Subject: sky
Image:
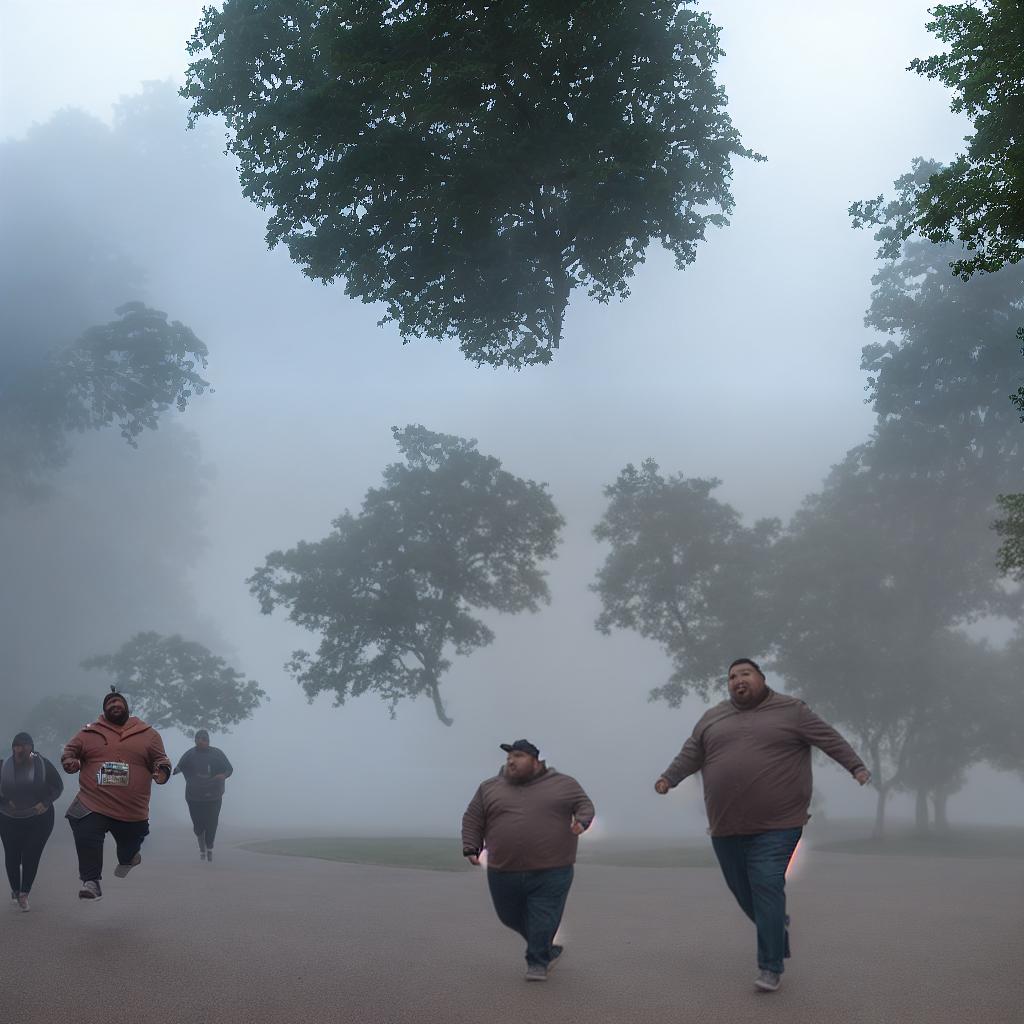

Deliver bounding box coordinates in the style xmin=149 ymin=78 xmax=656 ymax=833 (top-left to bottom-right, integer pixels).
xmin=2 ymin=0 xmax=1021 ymax=836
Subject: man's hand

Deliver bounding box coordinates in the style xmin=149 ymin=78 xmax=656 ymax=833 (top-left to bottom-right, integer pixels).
xmin=654 ymin=777 xmax=671 ymax=795
xmin=570 ymin=821 xmax=587 ymax=836
xmin=152 ymin=767 xmax=170 ymax=784
xmin=211 ymin=773 xmax=227 ymax=782
xmin=854 ymin=768 xmax=871 ymax=786
xmin=465 ymin=854 xmax=481 ymax=866
xmin=62 ymin=758 xmax=81 ymax=774
xmin=32 ymin=802 xmax=47 ymax=815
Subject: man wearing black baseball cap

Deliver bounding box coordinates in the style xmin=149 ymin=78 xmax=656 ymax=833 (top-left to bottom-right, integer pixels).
xmin=462 ymin=738 xmax=595 ymax=981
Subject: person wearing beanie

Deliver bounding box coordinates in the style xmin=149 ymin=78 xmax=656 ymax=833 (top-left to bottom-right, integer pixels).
xmin=461 ymin=739 xmax=595 ymax=982
xmin=172 ymin=729 xmax=233 ymax=862
xmin=654 ymin=658 xmax=871 ymax=994
xmin=61 ymin=687 xmax=171 ymax=901
xmin=0 ymin=732 xmax=63 ymax=912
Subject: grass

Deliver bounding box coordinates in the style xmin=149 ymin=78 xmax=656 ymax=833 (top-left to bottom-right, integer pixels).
xmin=811 ymin=824 xmax=1024 ymax=860
xmin=240 ymin=836 xmax=718 ymax=872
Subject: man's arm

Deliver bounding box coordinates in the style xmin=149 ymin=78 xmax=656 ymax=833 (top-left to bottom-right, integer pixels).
xmin=216 ymin=750 xmax=234 ymax=778
xmin=567 ymin=779 xmax=595 ymax=833
xmin=461 ymin=785 xmax=487 ymax=862
xmin=797 ymin=703 xmax=868 ymax=779
xmin=657 ymin=727 xmax=706 ymax=790
xmin=61 ymin=732 xmax=85 ymax=773
xmin=148 ymin=734 xmax=172 ymax=783
xmin=44 ymin=758 xmax=64 ymax=803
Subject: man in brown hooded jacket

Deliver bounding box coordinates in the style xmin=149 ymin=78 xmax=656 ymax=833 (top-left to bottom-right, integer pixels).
xmin=62 ymin=688 xmax=171 ymax=900
xmin=462 ymin=739 xmax=595 ymax=982
xmin=655 ymin=658 xmax=870 ymax=993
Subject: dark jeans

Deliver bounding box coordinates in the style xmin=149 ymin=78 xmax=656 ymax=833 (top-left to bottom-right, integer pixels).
xmin=711 ymin=827 xmax=802 ymax=974
xmin=187 ymin=799 xmax=223 ymax=848
xmin=69 ymin=812 xmax=150 ymax=882
xmin=0 ymin=807 xmax=55 ymax=894
xmin=487 ymin=865 xmax=574 ymax=967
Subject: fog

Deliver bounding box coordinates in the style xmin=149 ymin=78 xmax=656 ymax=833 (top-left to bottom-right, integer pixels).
xmin=2 ymin=0 xmax=1021 ymax=842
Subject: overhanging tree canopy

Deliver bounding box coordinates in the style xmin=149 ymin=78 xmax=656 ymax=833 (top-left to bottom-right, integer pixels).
xmin=183 ymin=0 xmax=758 ymax=367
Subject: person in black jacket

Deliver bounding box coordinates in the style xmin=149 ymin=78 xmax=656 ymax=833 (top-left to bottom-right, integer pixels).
xmin=0 ymin=732 xmax=63 ymax=911
xmin=172 ymin=730 xmax=233 ymax=862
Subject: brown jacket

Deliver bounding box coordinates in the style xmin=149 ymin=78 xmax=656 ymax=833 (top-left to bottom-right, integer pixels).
xmin=462 ymin=765 xmax=595 ymax=872
xmin=661 ymin=690 xmax=865 ymax=837
xmin=63 ymin=716 xmax=171 ymax=822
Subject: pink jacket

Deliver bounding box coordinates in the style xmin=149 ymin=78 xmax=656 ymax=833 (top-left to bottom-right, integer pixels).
xmin=63 ymin=716 xmax=171 ymax=822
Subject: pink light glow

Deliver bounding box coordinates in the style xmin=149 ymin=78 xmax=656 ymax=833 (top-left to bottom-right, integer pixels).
xmin=785 ymin=839 xmax=804 ymax=880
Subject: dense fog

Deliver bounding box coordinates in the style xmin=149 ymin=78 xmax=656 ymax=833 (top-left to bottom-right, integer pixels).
xmin=2 ymin=0 xmax=1021 ymax=842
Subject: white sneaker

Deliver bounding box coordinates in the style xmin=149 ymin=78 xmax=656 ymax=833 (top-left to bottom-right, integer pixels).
xmin=755 ymin=969 xmax=781 ymax=992
xmin=79 ymin=880 xmax=103 ymax=900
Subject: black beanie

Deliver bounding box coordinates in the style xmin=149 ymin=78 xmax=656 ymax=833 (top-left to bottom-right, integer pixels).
xmin=103 ymin=686 xmax=129 ymax=714
xmin=12 ymin=732 xmax=33 ymax=748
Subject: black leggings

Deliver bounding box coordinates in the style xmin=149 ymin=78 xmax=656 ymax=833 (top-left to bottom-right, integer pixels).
xmin=187 ymin=799 xmax=223 ymax=848
xmin=0 ymin=807 xmax=55 ymax=894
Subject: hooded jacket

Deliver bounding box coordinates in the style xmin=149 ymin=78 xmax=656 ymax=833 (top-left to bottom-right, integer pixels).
xmin=62 ymin=716 xmax=171 ymax=822
xmin=461 ymin=765 xmax=595 ymax=872
xmin=660 ymin=689 xmax=866 ymax=837
xmin=172 ymin=746 xmax=233 ymax=801
xmin=0 ymin=753 xmax=63 ymax=818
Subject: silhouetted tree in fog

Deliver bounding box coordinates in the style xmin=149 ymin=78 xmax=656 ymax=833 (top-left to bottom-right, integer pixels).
xmin=249 ymin=425 xmax=564 ymax=725
xmin=183 ymin=0 xmax=759 ymax=367
xmin=82 ymin=632 xmax=265 ymax=733
xmin=591 ymin=460 xmax=778 ymax=704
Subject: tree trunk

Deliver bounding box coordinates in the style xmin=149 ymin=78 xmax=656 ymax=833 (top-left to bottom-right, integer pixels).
xmin=914 ymin=787 xmax=930 ymax=836
xmin=427 ymin=681 xmax=453 ymax=727
xmin=872 ymin=785 xmax=889 ymax=839
xmin=933 ymin=789 xmax=950 ymax=833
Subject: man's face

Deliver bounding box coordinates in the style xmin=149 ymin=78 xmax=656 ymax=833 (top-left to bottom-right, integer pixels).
xmin=11 ymin=742 xmax=31 ymax=762
xmin=104 ymin=697 xmax=129 ymax=726
xmin=505 ymin=750 xmax=539 ymax=783
xmin=728 ymin=662 xmax=767 ymax=708
xmin=195 ymin=737 xmax=210 ymax=751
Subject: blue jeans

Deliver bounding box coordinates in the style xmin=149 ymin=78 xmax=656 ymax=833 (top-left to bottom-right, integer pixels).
xmin=486 ymin=865 xmax=574 ymax=967
xmin=711 ymin=827 xmax=802 ymax=974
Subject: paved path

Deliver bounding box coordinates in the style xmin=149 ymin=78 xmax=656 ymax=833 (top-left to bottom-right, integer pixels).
xmin=7 ymin=827 xmax=1022 ymax=1023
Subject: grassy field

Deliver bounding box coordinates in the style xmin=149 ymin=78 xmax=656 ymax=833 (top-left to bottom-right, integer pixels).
xmin=810 ymin=824 xmax=1024 ymax=860
xmin=240 ymin=836 xmax=718 ymax=871
xmin=240 ymin=822 xmax=1023 ymax=872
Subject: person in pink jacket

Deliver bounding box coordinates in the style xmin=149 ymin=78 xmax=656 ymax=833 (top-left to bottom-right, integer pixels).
xmin=61 ymin=687 xmax=171 ymax=901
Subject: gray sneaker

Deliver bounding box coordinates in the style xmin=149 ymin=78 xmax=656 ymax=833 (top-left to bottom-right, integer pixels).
xmin=114 ymin=853 xmax=141 ymax=878
xmin=755 ymin=969 xmax=781 ymax=992
xmin=79 ymin=880 xmax=103 ymax=901
xmin=524 ymin=964 xmax=548 ymax=982
xmin=17 ymin=893 xmax=29 ymax=912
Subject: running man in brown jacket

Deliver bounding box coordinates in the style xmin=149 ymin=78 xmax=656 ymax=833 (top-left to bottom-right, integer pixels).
xmin=61 ymin=687 xmax=171 ymax=901
xmin=462 ymin=739 xmax=595 ymax=982
xmin=655 ymin=658 xmax=870 ymax=993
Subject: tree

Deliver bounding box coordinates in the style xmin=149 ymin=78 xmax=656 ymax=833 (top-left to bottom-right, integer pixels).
xmin=249 ymin=425 xmax=563 ymax=725
xmin=23 ymin=694 xmax=98 ymax=759
xmin=81 ymin=632 xmax=265 ymax=733
xmin=591 ymin=460 xmax=778 ymax=705
xmin=1 ymin=302 xmax=210 ymax=499
xmin=993 ymin=492 xmax=1024 ymax=575
xmin=183 ymin=0 xmax=759 ymax=368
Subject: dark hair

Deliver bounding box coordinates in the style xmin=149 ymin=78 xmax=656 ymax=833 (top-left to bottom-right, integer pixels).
xmin=12 ymin=732 xmax=33 ymax=748
xmin=194 ymin=729 xmax=210 ymax=742
xmin=728 ymin=658 xmax=764 ymax=678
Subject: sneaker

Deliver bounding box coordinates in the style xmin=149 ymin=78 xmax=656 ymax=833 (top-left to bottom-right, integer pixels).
xmin=547 ymin=945 xmax=564 ymax=973
xmin=206 ymin=849 xmax=213 ymax=862
xmin=755 ymin=969 xmax=781 ymax=992
xmin=16 ymin=893 xmax=29 ymax=912
xmin=524 ymin=964 xmax=548 ymax=982
xmin=197 ymin=834 xmax=207 ymax=854
xmin=114 ymin=853 xmax=141 ymax=878
xmin=79 ymin=880 xmax=103 ymax=901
